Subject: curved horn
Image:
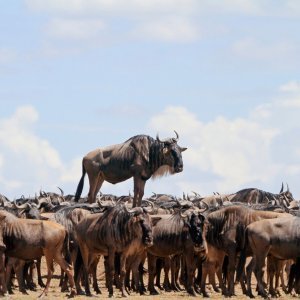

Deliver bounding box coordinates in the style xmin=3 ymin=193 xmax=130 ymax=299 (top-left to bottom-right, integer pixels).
xmin=156 ymin=133 xmax=170 ymax=143
xmin=280 ymin=182 xmax=284 ymax=193
xmin=16 ymin=202 xmax=31 ymax=209
xmin=199 ymin=201 xmax=209 ymax=213
xmin=57 ymin=187 xmax=64 ymax=196
xmin=173 ymin=130 xmax=179 ymax=141
xmin=128 ymin=207 xmax=143 ymax=215
xmin=180 ymin=209 xmax=189 ymax=219
xmin=192 ymin=191 xmax=200 ymax=197
xmin=286 ymin=183 xmax=290 ymax=192
xmin=142 ymin=199 xmax=155 ymax=213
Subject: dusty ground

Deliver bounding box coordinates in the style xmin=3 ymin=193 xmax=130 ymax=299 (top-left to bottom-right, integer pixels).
xmin=4 ymin=257 xmax=297 ymax=299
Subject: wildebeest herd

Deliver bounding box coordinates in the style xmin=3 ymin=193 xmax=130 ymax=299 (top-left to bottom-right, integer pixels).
xmin=0 ymin=132 xmax=300 ymax=298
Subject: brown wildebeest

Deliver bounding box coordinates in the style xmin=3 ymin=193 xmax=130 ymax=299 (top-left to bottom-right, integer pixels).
xmin=203 ymin=205 xmax=291 ymax=297
xmin=74 ymin=131 xmax=187 ymax=206
xmin=74 ymin=204 xmax=153 ymax=297
xmin=0 ymin=210 xmax=75 ymax=297
xmin=147 ymin=208 xmax=208 ymax=296
xmin=241 ymin=216 xmax=300 ymax=298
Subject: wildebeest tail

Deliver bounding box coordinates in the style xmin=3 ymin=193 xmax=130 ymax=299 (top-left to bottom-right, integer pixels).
xmin=74 ymin=245 xmax=83 ymax=284
xmin=63 ymin=232 xmax=71 ymax=264
xmin=74 ymin=161 xmax=86 ymax=202
xmin=236 ymin=228 xmax=248 ymax=282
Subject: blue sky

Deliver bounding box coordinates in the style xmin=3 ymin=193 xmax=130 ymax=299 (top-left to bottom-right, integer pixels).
xmin=1 ymin=0 xmax=300 ymax=200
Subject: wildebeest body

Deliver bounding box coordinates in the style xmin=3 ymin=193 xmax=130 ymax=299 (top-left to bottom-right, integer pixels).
xmin=74 ymin=204 xmax=153 ymax=297
xmin=74 ymin=133 xmax=187 ymax=206
xmin=245 ymin=216 xmax=300 ymax=297
xmin=0 ymin=210 xmax=75 ymax=297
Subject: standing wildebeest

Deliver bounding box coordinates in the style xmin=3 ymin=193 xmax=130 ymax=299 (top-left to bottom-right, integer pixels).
xmin=74 ymin=204 xmax=153 ymax=297
xmin=147 ymin=208 xmax=208 ymax=296
xmin=74 ymin=131 xmax=187 ymax=206
xmin=202 ymin=205 xmax=291 ymax=297
xmin=0 ymin=210 xmax=75 ymax=297
xmin=242 ymin=216 xmax=300 ymax=298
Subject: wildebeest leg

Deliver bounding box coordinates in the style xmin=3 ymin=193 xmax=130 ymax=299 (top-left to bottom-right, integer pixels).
xmin=26 ymin=261 xmax=37 ymax=290
xmin=171 ymin=255 xmax=182 ymax=291
xmin=36 ymin=258 xmax=45 ymax=288
xmin=155 ymin=258 xmax=163 ymax=290
xmin=0 ymin=251 xmax=7 ymax=296
xmin=163 ymin=257 xmax=171 ymax=291
xmin=76 ymin=243 xmax=91 ymax=296
xmin=138 ymin=258 xmax=147 ymax=294
xmin=5 ymin=257 xmax=15 ymax=294
xmin=267 ymin=256 xmax=276 ymax=297
xmin=245 ymin=258 xmax=255 ymax=298
xmin=226 ymin=251 xmax=237 ymax=296
xmin=147 ymin=253 xmax=159 ymax=295
xmin=253 ymin=251 xmax=269 ymax=298
xmin=119 ymin=253 xmax=128 ymax=297
xmin=13 ymin=259 xmax=28 ymax=294
xmin=184 ymin=253 xmax=197 ymax=296
xmin=54 ymin=252 xmax=76 ymax=298
xmin=107 ymin=250 xmax=115 ymax=297
xmin=200 ymin=258 xmax=210 ymax=297
xmin=90 ymin=256 xmax=101 ymax=294
xmin=133 ymin=177 xmax=145 ymax=208
xmin=86 ymin=164 xmax=103 ymax=203
xmin=38 ymin=251 xmax=54 ymax=298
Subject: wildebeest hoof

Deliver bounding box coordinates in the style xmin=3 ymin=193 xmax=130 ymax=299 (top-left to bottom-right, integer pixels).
xmin=108 ymin=293 xmax=114 ymax=298
xmin=150 ymin=289 xmax=159 ymax=295
xmin=202 ymin=291 xmax=210 ymax=298
xmin=187 ymin=289 xmax=197 ymax=297
xmin=68 ymin=290 xmax=76 ymax=298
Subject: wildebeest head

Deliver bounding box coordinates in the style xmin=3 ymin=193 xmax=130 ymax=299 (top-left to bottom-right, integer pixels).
xmin=156 ymin=130 xmax=187 ymax=174
xmin=279 ymin=182 xmax=294 ymax=205
xmin=182 ymin=210 xmax=207 ymax=256
xmin=127 ymin=207 xmax=153 ymax=247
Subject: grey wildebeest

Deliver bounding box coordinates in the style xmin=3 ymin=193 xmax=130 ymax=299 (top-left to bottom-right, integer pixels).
xmin=0 ymin=210 xmax=75 ymax=297
xmin=229 ymin=183 xmax=294 ymax=207
xmin=239 ymin=216 xmax=300 ymax=298
xmin=74 ymin=204 xmax=153 ymax=297
xmin=147 ymin=208 xmax=208 ymax=296
xmin=74 ymin=131 xmax=187 ymax=207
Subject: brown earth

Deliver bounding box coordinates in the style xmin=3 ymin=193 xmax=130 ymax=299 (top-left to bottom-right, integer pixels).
xmin=5 ymin=257 xmax=296 ymax=300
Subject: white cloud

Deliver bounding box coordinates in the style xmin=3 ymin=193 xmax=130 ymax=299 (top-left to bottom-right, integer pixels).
xmin=132 ymin=17 xmax=199 ymax=43
xmin=279 ymin=80 xmax=300 ymax=93
xmin=149 ymin=106 xmax=280 ymax=193
xmin=46 ymin=18 xmax=106 ymax=40
xmin=232 ymin=37 xmax=296 ymax=61
xmin=0 ymin=106 xmax=64 ymax=197
xmin=60 ymin=157 xmax=82 ymax=183
xmin=148 ymin=82 xmax=300 ymax=196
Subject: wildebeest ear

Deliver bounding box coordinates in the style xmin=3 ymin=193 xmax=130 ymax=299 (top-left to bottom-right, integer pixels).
xmin=180 ymin=147 xmax=187 ymax=152
xmin=151 ymin=216 xmax=162 ymax=226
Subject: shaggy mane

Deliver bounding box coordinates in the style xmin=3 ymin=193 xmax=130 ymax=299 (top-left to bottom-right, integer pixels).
xmin=151 ymin=165 xmax=174 ymax=180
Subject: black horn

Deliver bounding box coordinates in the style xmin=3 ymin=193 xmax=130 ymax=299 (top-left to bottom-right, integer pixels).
xmin=173 ymin=130 xmax=179 ymax=142
xmin=279 ymin=182 xmax=284 ymax=193
xmin=57 ymin=186 xmax=64 ymax=196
